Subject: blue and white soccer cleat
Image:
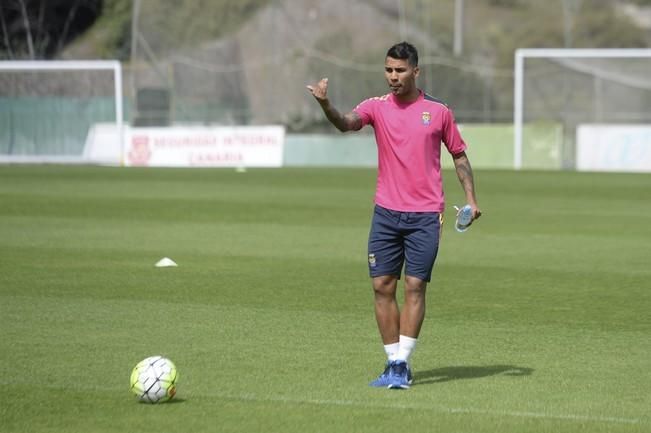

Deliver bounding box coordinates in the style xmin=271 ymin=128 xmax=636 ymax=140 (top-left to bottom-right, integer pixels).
xmin=369 ymin=362 xmax=393 ymax=387
xmin=387 ymin=361 xmax=412 ymax=389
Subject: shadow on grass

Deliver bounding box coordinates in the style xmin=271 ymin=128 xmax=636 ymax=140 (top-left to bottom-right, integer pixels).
xmin=138 ymin=398 xmax=187 ymax=405
xmin=166 ymin=397 xmax=187 ymax=404
xmin=414 ymin=365 xmax=534 ymax=385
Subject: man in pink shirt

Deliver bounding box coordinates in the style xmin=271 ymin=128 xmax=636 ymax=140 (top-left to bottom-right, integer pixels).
xmin=307 ymin=42 xmax=481 ymax=389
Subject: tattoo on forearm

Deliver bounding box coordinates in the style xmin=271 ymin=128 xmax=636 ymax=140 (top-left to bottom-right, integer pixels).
xmin=323 ymin=105 xmax=340 ymax=121
xmin=322 ymin=105 xmax=360 ymax=132
xmin=456 ymin=160 xmax=473 ymax=183
xmin=455 ymin=157 xmax=476 ymax=199
xmin=322 ymin=104 xmax=347 ymax=131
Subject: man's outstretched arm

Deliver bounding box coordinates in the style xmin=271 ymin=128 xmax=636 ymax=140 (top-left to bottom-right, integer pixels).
xmin=307 ymin=78 xmax=362 ymax=132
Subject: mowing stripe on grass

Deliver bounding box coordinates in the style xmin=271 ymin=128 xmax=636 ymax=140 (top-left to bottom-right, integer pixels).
xmin=211 ymin=392 xmax=644 ymax=426
xmin=1 ymin=378 xmax=641 ymax=426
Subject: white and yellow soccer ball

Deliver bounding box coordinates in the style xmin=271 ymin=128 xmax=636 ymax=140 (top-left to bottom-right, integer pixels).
xmin=130 ymin=356 xmax=178 ymax=403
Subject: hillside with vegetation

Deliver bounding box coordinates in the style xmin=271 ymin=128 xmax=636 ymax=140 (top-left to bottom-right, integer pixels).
xmin=56 ymin=0 xmax=651 ymax=62
xmin=2 ymin=0 xmax=650 ymax=126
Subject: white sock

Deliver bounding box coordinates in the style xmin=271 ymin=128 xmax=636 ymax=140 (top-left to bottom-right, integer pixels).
xmin=396 ymin=335 xmax=418 ymax=363
xmin=384 ymin=342 xmax=400 ymax=362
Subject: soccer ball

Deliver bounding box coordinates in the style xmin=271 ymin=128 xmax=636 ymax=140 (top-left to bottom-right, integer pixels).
xmin=130 ymin=356 xmax=178 ymax=403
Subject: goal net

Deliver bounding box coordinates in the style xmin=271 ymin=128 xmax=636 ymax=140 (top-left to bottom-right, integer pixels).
xmin=514 ymin=49 xmax=651 ymax=170
xmin=0 ymin=61 xmax=123 ymax=164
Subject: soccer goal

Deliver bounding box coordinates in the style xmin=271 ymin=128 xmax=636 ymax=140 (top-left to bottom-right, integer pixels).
xmin=514 ymin=48 xmax=651 ymax=171
xmin=0 ymin=60 xmax=124 ymax=164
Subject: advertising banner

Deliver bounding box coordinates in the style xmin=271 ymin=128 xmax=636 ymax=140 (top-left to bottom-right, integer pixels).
xmin=577 ymin=125 xmax=651 ymax=172
xmin=125 ymin=126 xmax=285 ymax=167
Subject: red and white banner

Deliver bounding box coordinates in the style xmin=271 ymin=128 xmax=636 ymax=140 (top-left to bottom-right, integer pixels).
xmin=124 ymin=126 xmax=284 ymax=167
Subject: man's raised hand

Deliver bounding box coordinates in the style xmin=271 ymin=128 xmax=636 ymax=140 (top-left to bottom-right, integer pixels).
xmin=306 ymin=78 xmax=329 ymax=102
xmin=306 ymin=77 xmax=360 ymax=132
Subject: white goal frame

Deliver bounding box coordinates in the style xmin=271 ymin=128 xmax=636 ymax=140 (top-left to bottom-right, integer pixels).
xmin=0 ymin=60 xmax=124 ymax=164
xmin=513 ymin=48 xmax=651 ymax=170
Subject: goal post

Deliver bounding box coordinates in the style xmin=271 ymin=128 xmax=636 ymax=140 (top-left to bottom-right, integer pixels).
xmin=513 ymin=48 xmax=651 ymax=170
xmin=0 ymin=60 xmax=124 ymax=164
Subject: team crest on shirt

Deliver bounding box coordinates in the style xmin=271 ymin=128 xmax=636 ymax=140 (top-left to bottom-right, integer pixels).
xmin=421 ymin=111 xmax=431 ymax=125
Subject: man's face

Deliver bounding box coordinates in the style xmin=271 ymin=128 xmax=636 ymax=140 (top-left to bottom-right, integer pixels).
xmin=384 ymin=57 xmax=419 ymax=97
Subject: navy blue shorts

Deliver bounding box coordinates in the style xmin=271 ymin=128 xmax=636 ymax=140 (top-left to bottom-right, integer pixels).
xmin=368 ymin=205 xmax=442 ymax=282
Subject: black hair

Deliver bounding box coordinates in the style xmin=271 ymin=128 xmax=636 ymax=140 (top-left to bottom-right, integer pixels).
xmin=386 ymin=41 xmax=418 ymax=67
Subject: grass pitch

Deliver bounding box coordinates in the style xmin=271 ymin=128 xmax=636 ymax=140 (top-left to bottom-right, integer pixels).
xmin=1 ymin=165 xmax=650 ymax=433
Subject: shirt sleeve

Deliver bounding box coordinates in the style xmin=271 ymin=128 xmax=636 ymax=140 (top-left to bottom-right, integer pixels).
xmin=353 ymin=98 xmax=376 ymax=127
xmin=442 ymin=107 xmax=467 ymax=155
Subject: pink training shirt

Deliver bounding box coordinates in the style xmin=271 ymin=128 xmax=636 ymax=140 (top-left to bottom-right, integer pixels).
xmin=354 ymin=90 xmax=467 ymax=212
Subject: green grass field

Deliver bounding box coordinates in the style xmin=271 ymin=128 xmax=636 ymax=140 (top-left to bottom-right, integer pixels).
xmin=1 ymin=165 xmax=650 ymax=433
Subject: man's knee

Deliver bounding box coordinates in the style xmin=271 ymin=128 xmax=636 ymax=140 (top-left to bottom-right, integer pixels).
xmin=372 ymin=275 xmax=398 ymax=297
xmin=404 ymin=276 xmax=427 ymax=297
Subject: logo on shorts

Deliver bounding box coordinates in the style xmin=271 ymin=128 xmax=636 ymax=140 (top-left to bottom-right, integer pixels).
xmin=368 ymin=253 xmax=377 ymax=268
xmin=421 ymin=111 xmax=431 ymax=125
